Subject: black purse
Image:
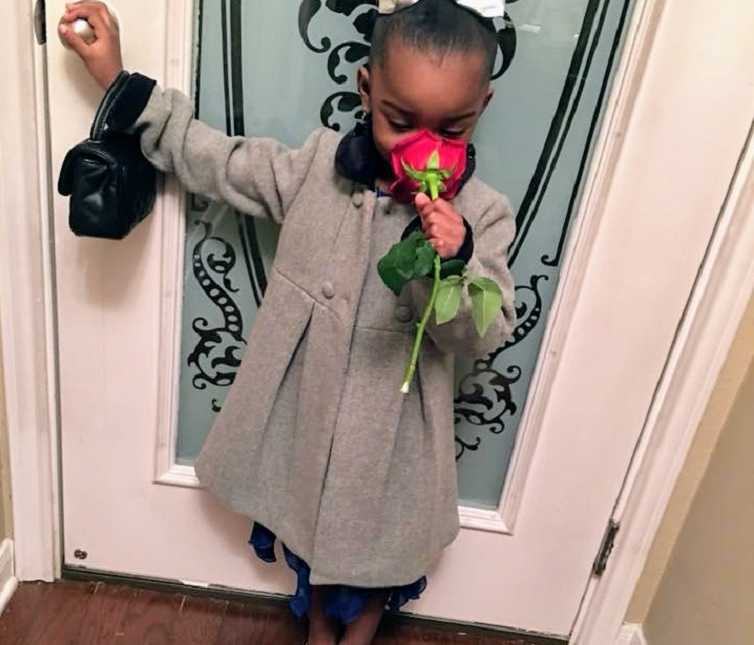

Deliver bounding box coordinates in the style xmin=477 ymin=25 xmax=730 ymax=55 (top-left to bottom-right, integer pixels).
xmin=57 ymin=71 xmax=157 ymax=240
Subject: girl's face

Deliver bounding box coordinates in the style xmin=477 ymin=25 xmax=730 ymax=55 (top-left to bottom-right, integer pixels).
xmin=358 ymin=39 xmax=494 ymax=173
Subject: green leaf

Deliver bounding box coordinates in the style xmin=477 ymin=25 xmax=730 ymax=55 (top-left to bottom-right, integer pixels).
xmin=377 ymin=231 xmax=441 ymax=296
xmin=469 ymin=278 xmax=503 ymax=337
xmin=469 ymin=276 xmax=503 ymax=297
xmin=435 ymin=280 xmax=463 ymax=325
xmin=378 ymin=248 xmax=407 ymax=296
xmin=415 ymin=240 xmax=436 ymax=277
xmin=440 ymin=259 xmax=467 ymax=279
xmin=396 ymin=235 xmax=419 ymax=279
xmin=377 ymin=261 xmax=404 ymax=296
xmin=378 ymin=238 xmax=412 ymax=295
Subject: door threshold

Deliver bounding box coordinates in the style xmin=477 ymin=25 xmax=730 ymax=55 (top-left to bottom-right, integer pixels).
xmin=62 ymin=566 xmax=566 ymax=644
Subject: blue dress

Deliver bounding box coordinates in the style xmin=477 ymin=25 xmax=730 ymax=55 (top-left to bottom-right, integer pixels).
xmin=249 ymin=521 xmax=427 ymax=625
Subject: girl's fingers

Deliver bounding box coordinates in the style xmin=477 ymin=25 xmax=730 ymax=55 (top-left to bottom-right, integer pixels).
xmin=431 ymin=199 xmax=461 ymax=222
xmin=58 ymin=23 xmax=90 ymax=58
xmin=64 ymin=3 xmax=113 ymax=33
xmin=416 ymin=201 xmax=436 ymax=224
xmin=415 ymin=195 xmax=463 ymax=259
xmin=414 ymin=193 xmax=435 ymax=219
xmin=416 ymin=196 xmax=458 ymax=221
xmin=424 ymin=212 xmax=456 ymax=233
xmin=414 ymin=193 xmax=432 ymax=209
xmin=65 ymin=0 xmax=109 ymax=15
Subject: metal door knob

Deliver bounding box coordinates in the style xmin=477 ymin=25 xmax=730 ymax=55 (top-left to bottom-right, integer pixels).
xmin=59 ymin=1 xmax=121 ymax=49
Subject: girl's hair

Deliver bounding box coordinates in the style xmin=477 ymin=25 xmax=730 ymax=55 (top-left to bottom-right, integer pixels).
xmin=369 ymin=0 xmax=499 ymax=78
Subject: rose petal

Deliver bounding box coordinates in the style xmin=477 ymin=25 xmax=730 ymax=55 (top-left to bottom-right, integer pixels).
xmin=388 ymin=129 xmax=468 ymax=203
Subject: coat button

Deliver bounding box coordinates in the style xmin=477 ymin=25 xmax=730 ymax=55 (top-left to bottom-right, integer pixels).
xmin=322 ymin=281 xmax=335 ymax=299
xmin=395 ymin=305 xmax=413 ymax=322
xmin=352 ymin=191 xmax=364 ymax=208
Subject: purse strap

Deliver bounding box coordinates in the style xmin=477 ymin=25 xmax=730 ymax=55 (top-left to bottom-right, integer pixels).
xmin=89 ymin=70 xmax=131 ymax=141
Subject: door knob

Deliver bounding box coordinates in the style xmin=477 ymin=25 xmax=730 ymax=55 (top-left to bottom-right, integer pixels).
xmin=59 ymin=0 xmax=121 ymax=49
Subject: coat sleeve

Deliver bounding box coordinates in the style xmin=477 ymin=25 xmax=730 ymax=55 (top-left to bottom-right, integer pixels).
xmin=407 ymin=193 xmax=517 ymax=359
xmin=104 ymin=72 xmax=326 ymax=224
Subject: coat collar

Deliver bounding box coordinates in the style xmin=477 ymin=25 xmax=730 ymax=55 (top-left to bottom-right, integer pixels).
xmin=334 ymin=116 xmax=478 ymax=194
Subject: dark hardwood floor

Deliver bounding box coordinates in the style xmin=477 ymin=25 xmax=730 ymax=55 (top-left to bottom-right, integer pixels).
xmin=0 ymin=580 xmax=564 ymax=644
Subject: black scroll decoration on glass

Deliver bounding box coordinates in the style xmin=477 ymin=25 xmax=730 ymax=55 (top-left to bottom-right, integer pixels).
xmin=186 ymin=0 xmax=632 ymax=456
xmin=187 ymin=221 xmax=247 ymax=413
xmin=187 ymin=0 xmax=269 ymax=412
xmin=453 ymin=0 xmax=633 ymax=460
xmin=454 ymin=274 xmax=546 ymax=459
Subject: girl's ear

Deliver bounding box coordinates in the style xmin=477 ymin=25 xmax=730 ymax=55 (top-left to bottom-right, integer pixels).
xmin=481 ymin=85 xmax=495 ymax=113
xmin=357 ymin=66 xmax=372 ymax=114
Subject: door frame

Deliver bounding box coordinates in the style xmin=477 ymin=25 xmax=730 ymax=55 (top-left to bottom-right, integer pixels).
xmin=3 ymin=0 xmax=754 ymax=643
xmin=0 ymin=0 xmax=62 ymax=585
xmin=573 ymin=119 xmax=754 ymax=643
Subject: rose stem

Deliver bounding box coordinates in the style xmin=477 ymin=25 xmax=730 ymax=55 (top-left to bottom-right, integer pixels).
xmin=400 ymin=175 xmax=444 ymax=394
xmin=401 ymin=252 xmax=442 ymax=394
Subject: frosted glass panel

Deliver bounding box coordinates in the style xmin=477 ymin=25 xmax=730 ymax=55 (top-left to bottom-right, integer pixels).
xmin=176 ymin=0 xmax=634 ymax=509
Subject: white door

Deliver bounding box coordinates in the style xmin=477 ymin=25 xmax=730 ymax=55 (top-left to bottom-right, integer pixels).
xmin=44 ymin=0 xmax=754 ymax=639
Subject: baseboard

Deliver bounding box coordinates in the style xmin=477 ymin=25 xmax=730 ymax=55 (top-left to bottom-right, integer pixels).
xmin=0 ymin=539 xmax=18 ymax=615
xmin=617 ymin=623 xmax=648 ymax=645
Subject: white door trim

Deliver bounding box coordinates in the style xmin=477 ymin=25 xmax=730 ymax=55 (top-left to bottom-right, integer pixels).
xmin=0 ymin=0 xmax=61 ymax=582
xmin=573 ymin=119 xmax=754 ymax=644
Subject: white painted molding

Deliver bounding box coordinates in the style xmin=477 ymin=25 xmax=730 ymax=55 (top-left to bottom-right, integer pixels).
xmin=0 ymin=1 xmax=60 ymax=582
xmin=617 ymin=623 xmax=648 ymax=645
xmin=154 ymin=464 xmax=200 ymax=488
xmin=0 ymin=539 xmax=18 ymax=616
xmin=571 ymin=108 xmax=754 ymax=645
xmin=152 ymin=0 xmax=197 ymax=486
xmin=458 ymin=506 xmax=509 ymax=534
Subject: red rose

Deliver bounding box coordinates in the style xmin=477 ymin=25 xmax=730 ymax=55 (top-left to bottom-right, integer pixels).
xmin=388 ymin=129 xmax=468 ymax=203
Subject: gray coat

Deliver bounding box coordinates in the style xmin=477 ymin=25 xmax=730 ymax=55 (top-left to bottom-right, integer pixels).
xmin=128 ymin=84 xmax=517 ymax=587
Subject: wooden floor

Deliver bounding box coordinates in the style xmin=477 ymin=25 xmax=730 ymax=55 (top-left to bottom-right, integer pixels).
xmin=0 ymin=580 xmax=563 ymax=644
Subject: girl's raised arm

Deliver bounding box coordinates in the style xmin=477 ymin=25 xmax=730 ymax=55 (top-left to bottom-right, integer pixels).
xmin=59 ymin=1 xmax=327 ymax=225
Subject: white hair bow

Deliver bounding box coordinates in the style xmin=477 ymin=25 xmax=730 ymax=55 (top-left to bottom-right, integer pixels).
xmin=378 ymin=0 xmax=505 ymax=19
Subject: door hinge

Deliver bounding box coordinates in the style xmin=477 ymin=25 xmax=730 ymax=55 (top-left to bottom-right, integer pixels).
xmin=34 ymin=0 xmax=47 ymax=45
xmin=592 ymin=519 xmax=620 ymax=576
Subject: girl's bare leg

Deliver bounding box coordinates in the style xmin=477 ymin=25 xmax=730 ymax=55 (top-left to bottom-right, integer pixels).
xmin=340 ymin=589 xmax=390 ymax=645
xmin=308 ymin=585 xmax=339 ymax=645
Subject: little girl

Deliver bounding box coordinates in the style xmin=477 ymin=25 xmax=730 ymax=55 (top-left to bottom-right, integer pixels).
xmin=60 ymin=1 xmax=517 ymax=643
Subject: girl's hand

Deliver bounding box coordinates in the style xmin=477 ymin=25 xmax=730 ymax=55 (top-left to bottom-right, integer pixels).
xmin=58 ymin=1 xmax=123 ymax=90
xmin=414 ymin=193 xmax=466 ymax=259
